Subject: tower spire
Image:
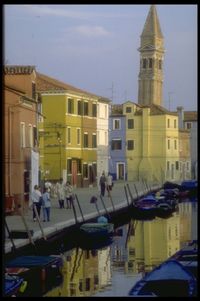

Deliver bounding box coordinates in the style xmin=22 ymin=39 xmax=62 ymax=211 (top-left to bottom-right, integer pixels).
xmin=138 ymin=5 xmax=165 ymax=106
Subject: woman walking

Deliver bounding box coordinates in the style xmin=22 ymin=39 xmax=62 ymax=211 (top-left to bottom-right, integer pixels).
xmin=65 ymin=181 xmax=74 ymax=209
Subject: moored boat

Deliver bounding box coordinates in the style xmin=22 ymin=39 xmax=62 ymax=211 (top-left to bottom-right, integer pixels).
xmin=128 ymin=260 xmax=197 ymax=297
xmin=79 ymin=222 xmax=114 ymax=239
xmin=5 ymin=274 xmax=27 ymax=297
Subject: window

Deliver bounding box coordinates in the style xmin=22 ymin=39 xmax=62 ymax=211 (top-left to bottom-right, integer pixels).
xmin=92 ymin=134 xmax=97 ymax=148
xmin=185 ymin=122 xmax=192 ymax=130
xmin=92 ymin=103 xmax=97 ymax=117
xmin=33 ymin=126 xmax=37 ymax=147
xmin=143 ymin=58 xmax=147 ymax=68
xmin=77 ymin=100 xmax=82 ymax=115
xmin=29 ymin=125 xmax=33 ymax=147
xmin=84 ymin=133 xmax=88 ymax=147
xmin=126 ymin=107 xmax=131 ymax=113
xmin=174 ymin=119 xmax=177 ymax=128
xmin=77 ymin=159 xmax=82 ymax=173
xmin=175 ymin=161 xmax=179 ymax=170
xmin=111 ymin=139 xmax=122 ymax=150
xmin=167 ymin=119 xmax=170 ymax=128
xmin=128 ymin=119 xmax=134 ymax=129
xmin=174 ymin=139 xmax=177 ymax=150
xmin=84 ymin=102 xmax=88 ymax=116
xmin=127 ymin=140 xmax=134 ymax=150
xmin=77 ymin=128 xmax=81 ymax=145
xmin=67 ymin=159 xmax=72 ymax=174
xmin=83 ymin=163 xmax=88 ymax=178
xmin=68 ymin=98 xmax=74 ymax=114
xmin=149 ymin=58 xmax=153 ymax=68
xmin=167 ymin=139 xmax=170 ymax=150
xmin=159 ymin=60 xmax=162 ymax=69
xmin=32 ymin=82 xmax=36 ymax=99
xmin=20 ymin=122 xmax=25 ymax=148
xmin=67 ymin=127 xmax=71 ymax=144
xmin=113 ymin=119 xmax=120 ymax=130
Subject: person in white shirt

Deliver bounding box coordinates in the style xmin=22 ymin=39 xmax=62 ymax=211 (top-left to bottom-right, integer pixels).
xmin=41 ymin=187 xmax=51 ymax=222
xmin=31 ymin=185 xmax=42 ymax=222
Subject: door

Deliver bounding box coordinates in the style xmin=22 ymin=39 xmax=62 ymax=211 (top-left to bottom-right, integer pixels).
xmin=89 ymin=165 xmax=95 ymax=184
xmin=117 ymin=163 xmax=125 ymax=180
xmin=72 ymin=160 xmax=77 ymax=186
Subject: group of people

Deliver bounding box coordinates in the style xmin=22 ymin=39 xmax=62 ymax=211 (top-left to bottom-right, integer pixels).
xmin=99 ymin=172 xmax=113 ymax=197
xmin=30 ymin=179 xmax=74 ymax=222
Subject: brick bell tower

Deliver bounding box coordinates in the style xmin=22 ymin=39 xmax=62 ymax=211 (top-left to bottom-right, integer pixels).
xmin=138 ymin=5 xmax=165 ymax=106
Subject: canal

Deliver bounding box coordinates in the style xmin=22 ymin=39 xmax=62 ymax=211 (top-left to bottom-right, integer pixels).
xmin=6 ymin=200 xmax=197 ymax=297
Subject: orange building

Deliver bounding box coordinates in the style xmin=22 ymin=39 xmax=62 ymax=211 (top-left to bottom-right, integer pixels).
xmin=4 ymin=65 xmax=39 ymax=213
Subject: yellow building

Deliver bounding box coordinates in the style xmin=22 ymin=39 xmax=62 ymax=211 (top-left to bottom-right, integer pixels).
xmin=123 ymin=102 xmax=180 ymax=182
xmin=36 ymin=72 xmax=108 ymax=187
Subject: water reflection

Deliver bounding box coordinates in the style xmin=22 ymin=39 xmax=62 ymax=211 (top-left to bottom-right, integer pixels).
xmin=42 ymin=202 xmax=197 ymax=297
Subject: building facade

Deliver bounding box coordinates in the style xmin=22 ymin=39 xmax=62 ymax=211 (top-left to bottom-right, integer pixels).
xmin=37 ymin=72 xmax=110 ymax=187
xmin=4 ymin=65 xmax=39 ymax=212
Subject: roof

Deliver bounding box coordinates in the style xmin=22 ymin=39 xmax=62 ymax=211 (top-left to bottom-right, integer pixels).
xmin=141 ymin=5 xmax=163 ymax=39
xmin=36 ymin=72 xmax=110 ymax=102
xmin=184 ymin=111 xmax=197 ymax=122
xmin=4 ymin=65 xmax=35 ymax=75
xmin=134 ymin=104 xmax=178 ymax=116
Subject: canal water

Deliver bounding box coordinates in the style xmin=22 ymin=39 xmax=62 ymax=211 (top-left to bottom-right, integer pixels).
xmin=8 ymin=201 xmax=198 ymax=297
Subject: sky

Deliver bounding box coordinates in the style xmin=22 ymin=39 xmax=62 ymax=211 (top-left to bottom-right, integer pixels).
xmin=3 ymin=4 xmax=197 ymax=111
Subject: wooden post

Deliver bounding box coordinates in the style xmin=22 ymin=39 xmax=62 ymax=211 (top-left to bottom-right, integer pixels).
xmin=95 ymin=202 xmax=101 ymax=217
xmin=19 ymin=208 xmax=35 ymax=245
xmin=108 ymin=195 xmax=115 ymax=212
xmin=99 ymin=195 xmax=111 ymax=220
xmin=33 ymin=205 xmax=47 ymax=241
xmin=124 ymin=185 xmax=130 ymax=206
xmin=74 ymin=194 xmax=85 ymax=222
xmin=133 ymin=184 xmax=139 ymax=201
xmin=71 ymin=198 xmax=78 ymax=224
xmin=126 ymin=183 xmax=134 ymax=204
xmin=5 ymin=219 xmax=17 ymax=253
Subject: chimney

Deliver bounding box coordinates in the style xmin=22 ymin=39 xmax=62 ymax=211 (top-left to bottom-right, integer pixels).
xmin=177 ymin=106 xmax=184 ymax=129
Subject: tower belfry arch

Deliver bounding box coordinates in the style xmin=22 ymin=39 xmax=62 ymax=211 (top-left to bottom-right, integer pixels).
xmin=138 ymin=5 xmax=165 ymax=106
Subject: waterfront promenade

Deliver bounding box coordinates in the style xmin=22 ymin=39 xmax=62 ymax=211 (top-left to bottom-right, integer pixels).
xmin=5 ymin=181 xmax=161 ymax=254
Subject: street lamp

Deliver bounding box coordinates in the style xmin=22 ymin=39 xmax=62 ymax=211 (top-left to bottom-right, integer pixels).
xmin=58 ymin=138 xmax=62 ymax=179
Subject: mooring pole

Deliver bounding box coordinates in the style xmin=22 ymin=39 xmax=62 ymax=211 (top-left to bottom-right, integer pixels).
xmin=99 ymin=195 xmax=111 ymax=220
xmin=19 ymin=207 xmax=35 ymax=245
xmin=124 ymin=185 xmax=130 ymax=206
xmin=33 ymin=204 xmax=47 ymax=241
xmin=126 ymin=183 xmax=135 ymax=204
xmin=5 ymin=219 xmax=17 ymax=253
xmin=71 ymin=199 xmax=78 ymax=224
xmin=95 ymin=202 xmax=101 ymax=217
xmin=74 ymin=194 xmax=85 ymax=222
xmin=108 ymin=194 xmax=115 ymax=212
xmin=133 ymin=184 xmax=139 ymax=202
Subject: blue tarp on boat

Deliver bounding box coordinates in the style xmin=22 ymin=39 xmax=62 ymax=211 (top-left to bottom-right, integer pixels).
xmin=6 ymin=256 xmax=62 ymax=268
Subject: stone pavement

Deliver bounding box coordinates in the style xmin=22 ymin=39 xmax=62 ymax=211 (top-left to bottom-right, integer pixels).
xmin=5 ymin=181 xmax=161 ymax=254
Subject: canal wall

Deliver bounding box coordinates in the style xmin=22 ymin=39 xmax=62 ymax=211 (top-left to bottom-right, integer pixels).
xmin=5 ymin=181 xmax=161 ymax=255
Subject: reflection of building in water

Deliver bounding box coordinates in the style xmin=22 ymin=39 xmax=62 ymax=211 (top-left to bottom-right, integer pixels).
xmin=126 ymin=214 xmax=180 ymax=273
xmin=98 ymin=247 xmax=112 ymax=289
xmin=179 ymin=202 xmax=197 ymax=246
xmin=44 ymin=247 xmax=111 ymax=297
xmin=111 ymin=225 xmax=128 ymax=266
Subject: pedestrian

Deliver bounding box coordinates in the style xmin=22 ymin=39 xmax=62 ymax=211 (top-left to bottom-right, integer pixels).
xmin=44 ymin=179 xmax=52 ymax=193
xmin=99 ymin=172 xmax=106 ymax=197
xmin=31 ymin=185 xmax=42 ymax=222
xmin=106 ymin=172 xmax=113 ymax=197
xmin=65 ymin=181 xmax=74 ymax=209
xmin=55 ymin=178 xmax=65 ymax=208
xmin=41 ymin=187 xmax=51 ymax=222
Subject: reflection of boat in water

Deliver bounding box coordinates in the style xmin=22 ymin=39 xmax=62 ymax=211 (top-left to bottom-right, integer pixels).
xmin=6 ymin=256 xmax=63 ymax=296
xmin=5 ymin=273 xmax=27 ymax=297
xmin=128 ymin=260 xmax=197 ymax=297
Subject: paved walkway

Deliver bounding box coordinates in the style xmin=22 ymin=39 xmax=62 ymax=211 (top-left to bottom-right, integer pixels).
xmin=5 ymin=181 xmax=161 ymax=254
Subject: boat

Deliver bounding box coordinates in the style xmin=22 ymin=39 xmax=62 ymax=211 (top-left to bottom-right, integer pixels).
xmin=128 ymin=260 xmax=197 ymax=297
xmin=169 ymin=240 xmax=197 ymax=279
xmin=131 ymin=194 xmax=157 ymax=220
xmin=5 ymin=273 xmax=27 ymax=297
xmin=180 ymin=180 xmax=197 ymax=199
xmin=79 ymin=222 xmax=114 ymax=239
xmin=6 ymin=255 xmax=63 ymax=296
